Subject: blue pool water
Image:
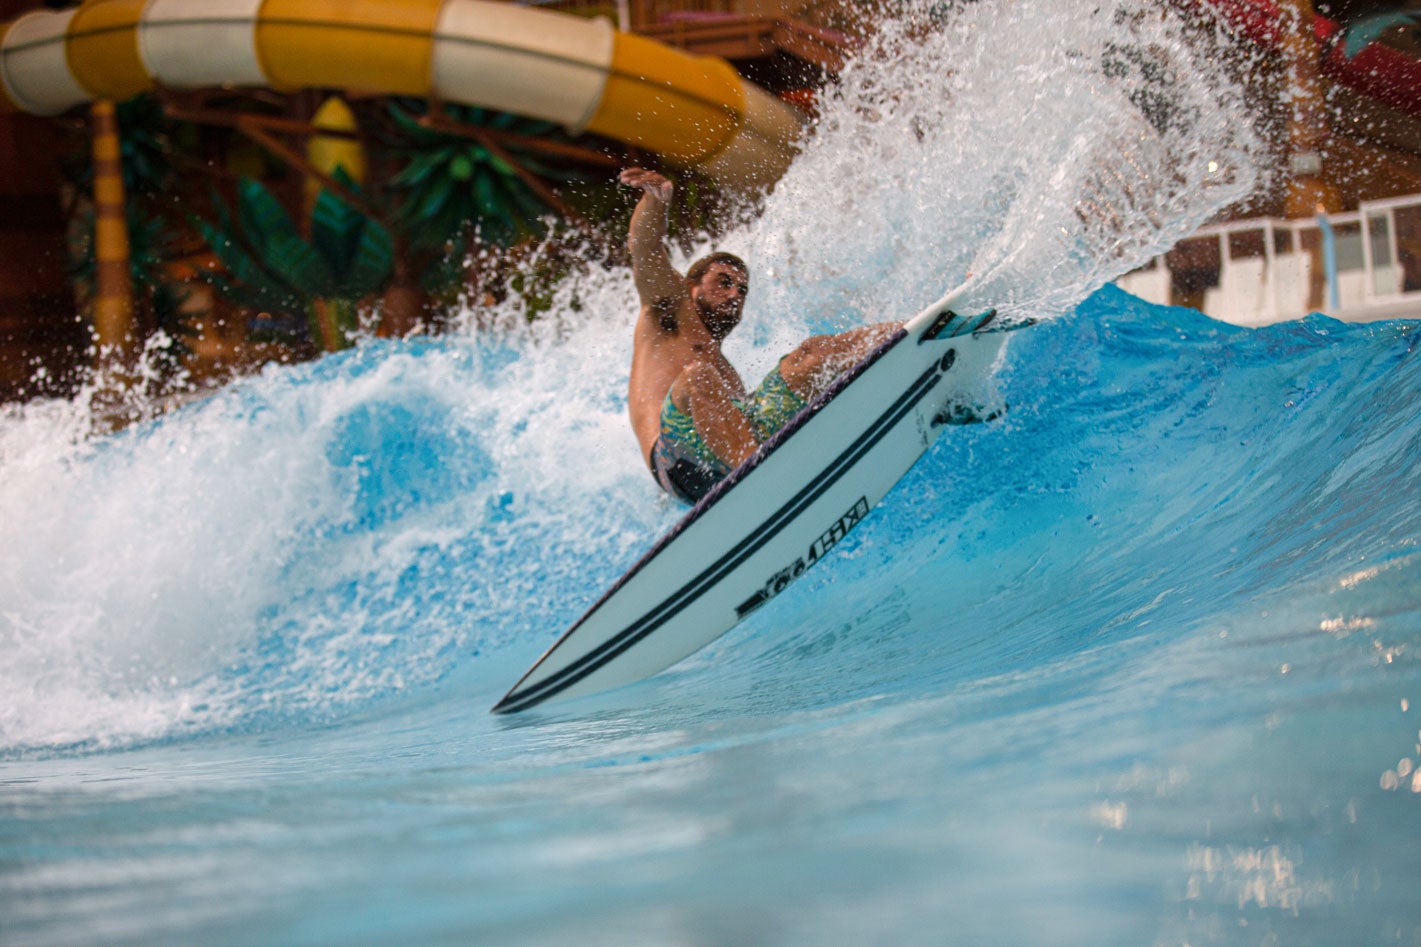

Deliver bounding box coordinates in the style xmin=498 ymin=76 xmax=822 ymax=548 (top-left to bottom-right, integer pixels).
xmin=4 ymin=290 xmax=1419 ymax=946
xmin=4 ymin=2 xmax=1421 ymax=944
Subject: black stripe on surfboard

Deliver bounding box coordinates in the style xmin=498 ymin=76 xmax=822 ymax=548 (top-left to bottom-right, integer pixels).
xmin=493 ymin=364 xmax=939 ymax=712
xmin=492 ymin=354 xmax=950 ymax=713
xmin=492 ymin=327 xmax=914 ymax=712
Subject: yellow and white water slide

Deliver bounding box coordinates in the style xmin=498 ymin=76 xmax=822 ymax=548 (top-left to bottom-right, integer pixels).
xmin=0 ymin=0 xmax=804 ymax=189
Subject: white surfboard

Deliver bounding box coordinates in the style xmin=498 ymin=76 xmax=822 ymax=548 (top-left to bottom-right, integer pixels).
xmin=492 ymin=285 xmax=1025 ymax=713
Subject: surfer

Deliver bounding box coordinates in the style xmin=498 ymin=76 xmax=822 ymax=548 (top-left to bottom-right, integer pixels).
xmin=622 ymin=167 xmax=897 ymax=505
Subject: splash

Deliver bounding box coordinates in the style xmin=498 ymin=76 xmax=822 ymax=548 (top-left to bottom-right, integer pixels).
xmin=0 ymin=0 xmax=1269 ymax=755
xmin=745 ymin=0 xmax=1264 ymax=332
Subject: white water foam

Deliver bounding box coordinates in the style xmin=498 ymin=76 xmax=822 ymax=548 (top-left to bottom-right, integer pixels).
xmin=0 ymin=0 xmax=1268 ymax=754
xmin=745 ymin=0 xmax=1264 ymax=333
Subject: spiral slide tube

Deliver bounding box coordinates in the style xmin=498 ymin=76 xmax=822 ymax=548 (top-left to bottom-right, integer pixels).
xmin=1202 ymin=0 xmax=1421 ymax=121
xmin=0 ymin=0 xmax=804 ymax=189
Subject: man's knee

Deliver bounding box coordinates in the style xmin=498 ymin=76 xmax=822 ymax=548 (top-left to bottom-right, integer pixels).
xmin=673 ymin=361 xmax=733 ymax=413
xmin=779 ymin=336 xmax=831 ymax=377
xmin=679 ymin=360 xmax=723 ymax=396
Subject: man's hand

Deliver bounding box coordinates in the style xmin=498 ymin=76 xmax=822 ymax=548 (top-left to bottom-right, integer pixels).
xmin=620 ymin=167 xmax=673 ymax=204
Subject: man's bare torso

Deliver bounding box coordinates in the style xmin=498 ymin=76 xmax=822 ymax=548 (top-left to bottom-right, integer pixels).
xmin=628 ymin=298 xmax=744 ymax=467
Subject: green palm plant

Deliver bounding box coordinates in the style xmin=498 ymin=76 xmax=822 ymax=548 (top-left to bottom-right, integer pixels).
xmin=195 ymin=169 xmax=393 ymax=351
xmin=384 ymin=101 xmax=587 ymax=254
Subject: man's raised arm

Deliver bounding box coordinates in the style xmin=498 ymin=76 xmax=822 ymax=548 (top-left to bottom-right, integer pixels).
xmin=620 ymin=168 xmax=686 ymax=317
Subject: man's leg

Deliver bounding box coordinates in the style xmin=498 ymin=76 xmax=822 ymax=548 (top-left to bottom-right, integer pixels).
xmin=777 ymin=323 xmax=902 ymax=400
xmin=671 ymin=361 xmax=759 ymax=468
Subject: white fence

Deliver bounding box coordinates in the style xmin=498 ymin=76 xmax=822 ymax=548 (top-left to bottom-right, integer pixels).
xmin=1115 ymin=192 xmax=1421 ymax=325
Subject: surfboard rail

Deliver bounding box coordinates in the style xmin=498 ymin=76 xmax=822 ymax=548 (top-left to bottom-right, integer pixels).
xmin=493 ymin=285 xmax=1023 ymax=714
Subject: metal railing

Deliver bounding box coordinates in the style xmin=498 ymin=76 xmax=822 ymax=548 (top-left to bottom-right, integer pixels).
xmin=1115 ymin=192 xmax=1421 ymax=325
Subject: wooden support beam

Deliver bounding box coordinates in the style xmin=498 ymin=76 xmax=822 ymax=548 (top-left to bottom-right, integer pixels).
xmin=417 ymin=112 xmax=623 ymax=169
xmin=90 ymin=101 xmax=135 ymax=364
xmin=640 ymin=15 xmax=854 ymax=75
xmin=1276 ymin=0 xmax=1343 ymax=217
xmin=165 ymin=103 xmax=387 ymax=224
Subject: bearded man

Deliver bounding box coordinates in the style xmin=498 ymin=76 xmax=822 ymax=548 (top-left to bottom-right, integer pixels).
xmin=622 ymin=167 xmax=896 ymax=503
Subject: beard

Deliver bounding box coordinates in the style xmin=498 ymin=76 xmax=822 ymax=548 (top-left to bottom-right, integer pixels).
xmin=696 ymin=296 xmax=741 ymax=341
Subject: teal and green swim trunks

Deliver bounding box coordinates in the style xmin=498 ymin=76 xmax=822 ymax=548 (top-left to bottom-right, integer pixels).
xmin=740 ymin=364 xmax=808 ymax=442
xmin=650 ymin=395 xmax=731 ymax=503
xmin=649 ymin=363 xmax=809 ymax=504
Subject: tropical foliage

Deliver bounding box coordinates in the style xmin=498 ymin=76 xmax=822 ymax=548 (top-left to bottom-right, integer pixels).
xmin=383 ymin=101 xmax=588 ymax=252
xmin=195 ymin=169 xmax=393 ymax=351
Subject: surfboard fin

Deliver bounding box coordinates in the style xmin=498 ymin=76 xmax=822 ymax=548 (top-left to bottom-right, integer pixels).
xmin=931 ymin=402 xmax=1004 ymax=427
xmin=918 ymin=308 xmax=997 ymax=343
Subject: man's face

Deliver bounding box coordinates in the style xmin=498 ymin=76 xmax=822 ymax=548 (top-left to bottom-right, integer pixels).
xmin=691 ymin=262 xmax=748 ymax=340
